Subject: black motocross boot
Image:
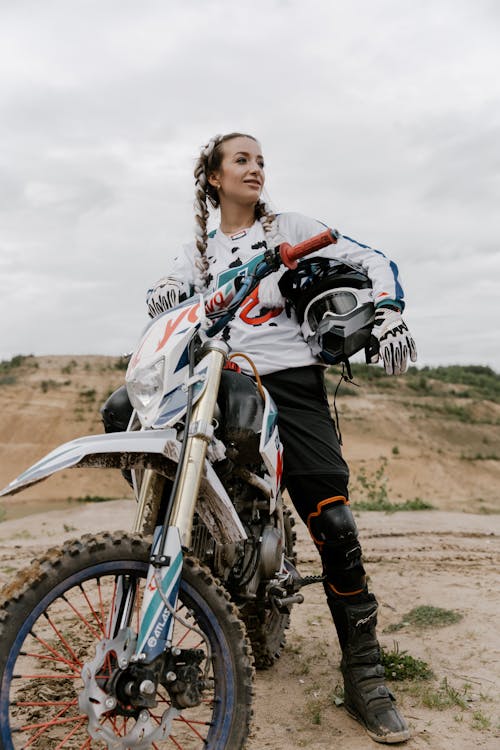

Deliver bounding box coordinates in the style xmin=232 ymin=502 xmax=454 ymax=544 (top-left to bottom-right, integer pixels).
xmin=330 ymin=595 xmax=410 ymax=744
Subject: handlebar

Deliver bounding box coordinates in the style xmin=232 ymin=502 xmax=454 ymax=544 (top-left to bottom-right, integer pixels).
xmin=279 ymin=228 xmax=339 ymax=269
xmin=204 ymin=227 xmax=340 ymax=335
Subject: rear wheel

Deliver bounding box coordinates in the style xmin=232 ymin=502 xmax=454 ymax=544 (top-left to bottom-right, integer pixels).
xmin=0 ymin=532 xmax=254 ymax=749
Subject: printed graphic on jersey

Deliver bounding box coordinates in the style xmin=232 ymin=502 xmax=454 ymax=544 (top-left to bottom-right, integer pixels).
xmin=240 ymin=288 xmax=282 ymax=325
xmin=217 ymin=253 xmax=265 ymax=288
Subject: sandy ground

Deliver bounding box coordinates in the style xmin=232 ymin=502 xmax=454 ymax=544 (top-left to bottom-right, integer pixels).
xmin=0 ymin=499 xmax=499 ymax=750
xmin=1 ymin=357 xmax=499 ymax=747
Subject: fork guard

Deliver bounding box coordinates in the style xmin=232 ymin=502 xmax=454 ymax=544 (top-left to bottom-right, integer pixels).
xmin=0 ymin=430 xmax=247 ymax=545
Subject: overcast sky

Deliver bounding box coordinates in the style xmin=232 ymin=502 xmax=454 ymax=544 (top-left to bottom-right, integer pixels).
xmin=1 ymin=0 xmax=499 ymax=371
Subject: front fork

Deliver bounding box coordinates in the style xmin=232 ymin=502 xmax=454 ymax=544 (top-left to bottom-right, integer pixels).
xmin=115 ymin=340 xmax=229 ymax=662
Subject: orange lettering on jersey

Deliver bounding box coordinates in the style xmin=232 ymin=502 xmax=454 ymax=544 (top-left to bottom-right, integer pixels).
xmin=239 ymin=288 xmax=282 ymax=325
xmin=155 ymin=307 xmax=190 ymax=351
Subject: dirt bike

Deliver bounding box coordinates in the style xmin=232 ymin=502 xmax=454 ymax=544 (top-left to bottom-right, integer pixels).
xmin=0 ymin=228 xmax=338 ymax=750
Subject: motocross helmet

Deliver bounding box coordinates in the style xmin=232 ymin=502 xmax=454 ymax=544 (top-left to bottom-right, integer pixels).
xmin=279 ymin=258 xmax=375 ymax=365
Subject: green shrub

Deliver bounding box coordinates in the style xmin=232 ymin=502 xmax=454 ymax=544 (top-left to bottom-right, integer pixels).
xmin=381 ymin=644 xmax=433 ymax=681
xmin=0 ymin=375 xmax=17 ymax=386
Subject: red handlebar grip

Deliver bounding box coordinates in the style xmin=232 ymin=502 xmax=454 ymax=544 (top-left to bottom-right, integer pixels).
xmin=279 ymin=228 xmax=338 ymax=269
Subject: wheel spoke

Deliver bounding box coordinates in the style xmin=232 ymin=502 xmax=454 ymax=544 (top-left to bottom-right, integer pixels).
xmin=0 ymin=536 xmax=252 ymax=748
xmin=43 ymin=614 xmax=83 ymax=667
xmin=62 ymin=592 xmax=104 ymax=641
xmin=27 ymin=632 xmax=81 ymax=675
xmin=78 ymin=581 xmax=107 ymax=636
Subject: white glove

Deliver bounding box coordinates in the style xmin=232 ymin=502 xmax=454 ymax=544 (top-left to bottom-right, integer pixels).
xmin=146 ymin=276 xmax=189 ymax=318
xmin=257 ymin=270 xmax=286 ymax=309
xmin=367 ymin=307 xmax=417 ymax=375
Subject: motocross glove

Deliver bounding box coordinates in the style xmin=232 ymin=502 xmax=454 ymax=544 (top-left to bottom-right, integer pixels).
xmin=146 ymin=276 xmax=189 ymax=318
xmin=366 ymin=307 xmax=417 ymax=375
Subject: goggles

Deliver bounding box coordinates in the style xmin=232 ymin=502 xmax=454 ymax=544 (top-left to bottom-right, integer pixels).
xmin=302 ymin=287 xmax=373 ymax=338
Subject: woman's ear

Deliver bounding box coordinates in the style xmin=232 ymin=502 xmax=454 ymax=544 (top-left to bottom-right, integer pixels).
xmin=207 ymin=172 xmax=220 ymax=189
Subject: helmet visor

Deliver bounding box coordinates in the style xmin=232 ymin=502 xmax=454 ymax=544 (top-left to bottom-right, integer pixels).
xmin=305 ymin=290 xmax=358 ymax=330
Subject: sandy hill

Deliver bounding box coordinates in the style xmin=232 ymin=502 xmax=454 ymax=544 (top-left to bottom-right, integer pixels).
xmin=0 ymin=355 xmax=499 ymax=748
xmin=0 ymin=355 xmax=499 ymax=519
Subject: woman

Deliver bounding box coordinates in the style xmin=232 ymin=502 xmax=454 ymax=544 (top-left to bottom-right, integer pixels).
xmin=107 ymin=132 xmax=416 ymax=744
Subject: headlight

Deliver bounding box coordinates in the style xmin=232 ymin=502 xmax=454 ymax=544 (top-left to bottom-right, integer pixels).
xmin=126 ymin=358 xmax=165 ymax=416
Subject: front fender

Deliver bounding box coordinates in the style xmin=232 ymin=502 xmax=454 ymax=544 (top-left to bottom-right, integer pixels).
xmin=0 ymin=429 xmax=180 ymax=498
xmin=0 ymin=429 xmax=246 ymax=544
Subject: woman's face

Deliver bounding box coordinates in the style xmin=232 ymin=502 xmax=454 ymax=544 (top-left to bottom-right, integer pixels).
xmin=209 ymin=136 xmax=265 ymax=209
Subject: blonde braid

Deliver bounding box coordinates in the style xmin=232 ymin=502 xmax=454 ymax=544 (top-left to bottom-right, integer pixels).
xmin=256 ymin=199 xmax=280 ymax=250
xmin=193 ymin=134 xmax=224 ymax=292
xmin=193 ymin=132 xmax=266 ymax=292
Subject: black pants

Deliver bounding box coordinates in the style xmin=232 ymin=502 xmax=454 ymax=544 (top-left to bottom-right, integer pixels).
xmin=260 ymin=366 xmax=349 ymax=516
xmin=261 ymin=366 xmax=367 ymax=598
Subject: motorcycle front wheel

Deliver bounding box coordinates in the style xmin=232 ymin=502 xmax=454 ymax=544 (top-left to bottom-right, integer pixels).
xmin=0 ymin=532 xmax=253 ymax=750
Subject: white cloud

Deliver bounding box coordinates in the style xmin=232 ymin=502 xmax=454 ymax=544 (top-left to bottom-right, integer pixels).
xmin=0 ymin=0 xmax=499 ymax=370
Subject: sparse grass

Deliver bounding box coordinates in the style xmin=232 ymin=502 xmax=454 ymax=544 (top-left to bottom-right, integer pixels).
xmin=306 ymin=699 xmax=322 ymax=725
xmin=0 ymin=354 xmax=33 ymax=372
xmin=420 ymin=678 xmax=469 ymax=710
xmin=380 ymin=643 xmax=433 ymax=681
xmin=75 ymin=495 xmax=115 ymax=503
xmin=41 ymin=379 xmax=63 ymax=393
xmin=10 ymin=530 xmax=34 ymax=540
xmin=0 ymin=374 xmax=17 ymax=385
xmin=329 ymin=363 xmax=500 ymax=403
xmin=61 ymin=360 xmax=78 ymax=375
xmin=404 ymin=399 xmax=500 ymax=426
xmin=355 ymin=496 xmax=434 ymax=512
xmin=295 ymin=661 xmax=311 ymax=676
xmin=354 ymin=459 xmax=433 ymax=512
xmin=385 ymin=605 xmax=463 ymax=632
xmin=471 ymin=710 xmax=492 ymax=730
xmin=461 ymin=453 xmax=500 ymax=461
xmin=113 ymin=356 xmax=130 ymax=371
xmin=79 ymin=388 xmax=97 ymax=401
xmin=416 ymin=364 xmax=500 ymax=403
xmin=408 ymin=375 xmax=433 ymax=393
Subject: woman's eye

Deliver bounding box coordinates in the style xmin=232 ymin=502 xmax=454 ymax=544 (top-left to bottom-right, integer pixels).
xmin=236 ymin=157 xmax=247 ymax=163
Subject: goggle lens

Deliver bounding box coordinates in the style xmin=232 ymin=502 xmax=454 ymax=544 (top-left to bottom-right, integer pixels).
xmin=307 ymin=291 xmax=357 ymax=328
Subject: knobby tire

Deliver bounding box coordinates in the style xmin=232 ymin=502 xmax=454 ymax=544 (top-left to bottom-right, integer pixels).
xmin=0 ymin=531 xmax=253 ymax=750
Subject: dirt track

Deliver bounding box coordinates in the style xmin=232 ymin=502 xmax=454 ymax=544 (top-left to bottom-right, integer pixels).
xmin=1 ymin=356 xmax=499 ymax=747
xmin=0 ymin=500 xmax=498 ymax=749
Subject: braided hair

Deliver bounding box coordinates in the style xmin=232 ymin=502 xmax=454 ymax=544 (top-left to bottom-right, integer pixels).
xmin=193 ymin=133 xmax=280 ymax=292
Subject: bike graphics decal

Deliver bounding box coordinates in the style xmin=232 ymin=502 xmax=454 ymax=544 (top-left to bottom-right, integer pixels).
xmin=136 ymin=527 xmax=183 ymax=659
xmin=155 ymin=302 xmax=201 ymax=352
xmin=129 ymin=301 xmax=201 ymax=370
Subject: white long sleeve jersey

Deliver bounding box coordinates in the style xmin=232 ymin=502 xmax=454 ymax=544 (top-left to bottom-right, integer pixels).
xmin=147 ymin=212 xmax=405 ymax=375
